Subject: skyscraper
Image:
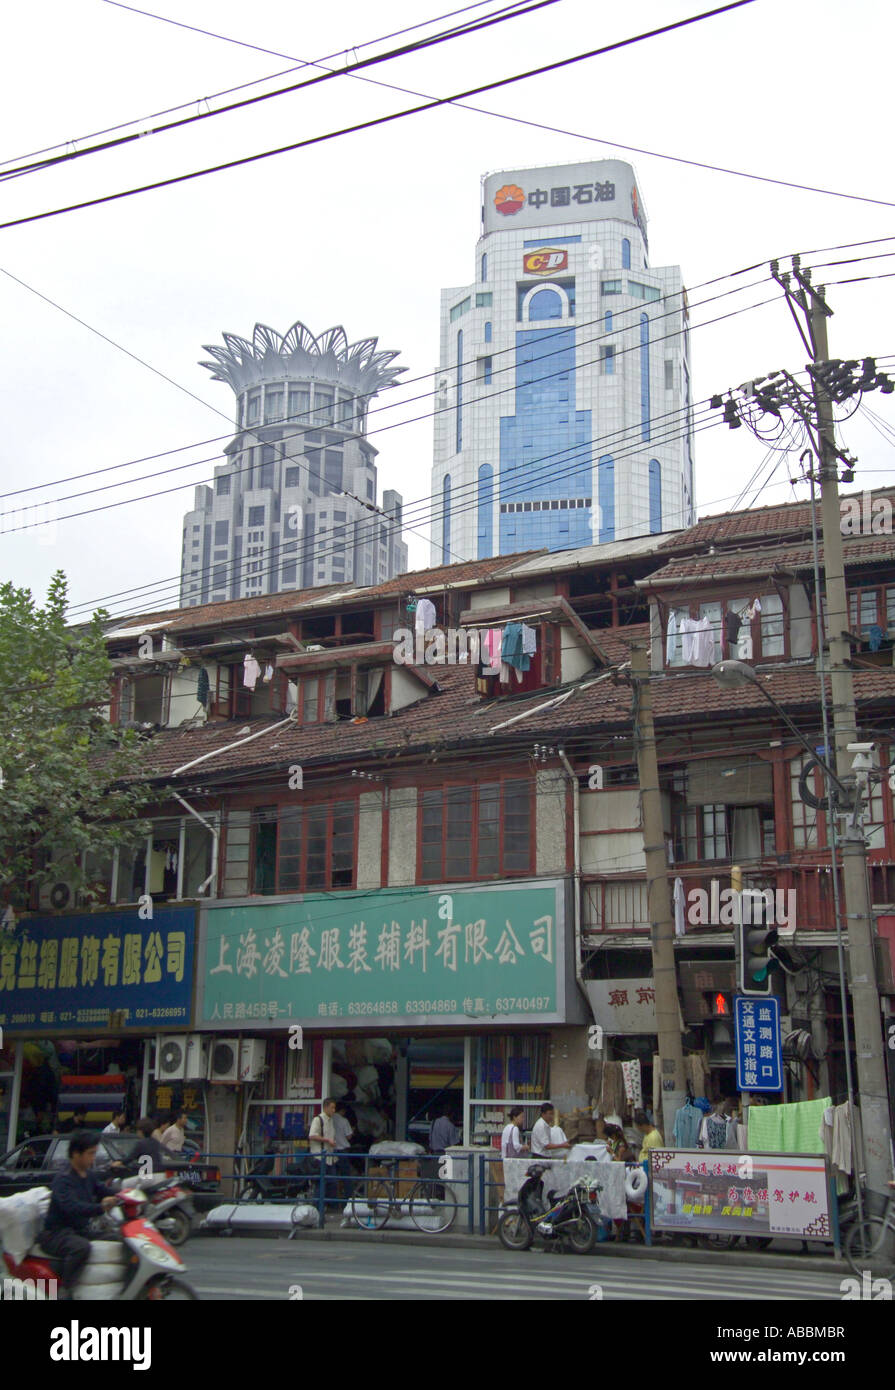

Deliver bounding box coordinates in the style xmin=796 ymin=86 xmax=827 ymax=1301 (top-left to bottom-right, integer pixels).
xmin=431 ymin=159 xmax=694 ymax=563
xmin=180 ymin=320 xmax=408 ymax=606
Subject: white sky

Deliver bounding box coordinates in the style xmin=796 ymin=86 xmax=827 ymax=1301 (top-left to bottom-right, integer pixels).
xmin=2 ymin=0 xmax=894 ymax=622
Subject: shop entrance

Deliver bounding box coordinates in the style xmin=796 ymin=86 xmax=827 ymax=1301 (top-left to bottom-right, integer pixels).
xmin=404 ymin=1038 xmax=464 ymax=1146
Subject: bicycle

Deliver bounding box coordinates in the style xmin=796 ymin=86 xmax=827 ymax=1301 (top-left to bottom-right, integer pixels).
xmin=350 ymin=1159 xmax=458 ymax=1234
xmin=844 ymin=1181 xmax=895 ymax=1279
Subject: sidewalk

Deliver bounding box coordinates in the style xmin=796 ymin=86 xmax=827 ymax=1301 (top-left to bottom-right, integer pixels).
xmin=205 ymin=1219 xmax=846 ymax=1274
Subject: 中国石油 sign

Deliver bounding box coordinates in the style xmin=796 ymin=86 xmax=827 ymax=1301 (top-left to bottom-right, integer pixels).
xmin=197 ymin=881 xmax=568 ymax=1029
xmin=0 ymin=908 xmax=195 ymax=1034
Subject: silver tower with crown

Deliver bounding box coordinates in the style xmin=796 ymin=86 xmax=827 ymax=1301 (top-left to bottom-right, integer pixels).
xmin=180 ymin=321 xmax=408 ymax=606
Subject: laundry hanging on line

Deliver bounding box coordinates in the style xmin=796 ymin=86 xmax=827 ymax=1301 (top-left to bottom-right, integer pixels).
xmin=243 ymin=654 xmax=261 ymax=690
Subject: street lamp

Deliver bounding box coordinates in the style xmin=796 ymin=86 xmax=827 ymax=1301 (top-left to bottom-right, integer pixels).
xmin=712 ymin=660 xmax=857 ymax=801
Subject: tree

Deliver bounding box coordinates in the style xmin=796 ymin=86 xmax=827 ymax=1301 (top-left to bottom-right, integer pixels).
xmin=0 ymin=571 xmax=153 ymax=916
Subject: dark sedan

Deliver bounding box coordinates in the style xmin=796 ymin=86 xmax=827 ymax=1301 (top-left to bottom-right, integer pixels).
xmin=0 ymin=1133 xmax=221 ymax=1209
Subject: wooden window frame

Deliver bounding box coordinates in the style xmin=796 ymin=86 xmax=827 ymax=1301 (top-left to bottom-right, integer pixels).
xmin=416 ymin=776 xmax=533 ymax=884
xmin=265 ymin=796 xmax=359 ymax=894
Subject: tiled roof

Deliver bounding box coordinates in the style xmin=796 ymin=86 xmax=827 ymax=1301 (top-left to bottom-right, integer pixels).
xmin=643 ymin=533 xmax=895 ymax=586
xmin=136 ymin=649 xmax=895 ymax=785
xmin=105 ymin=553 xmax=541 ymax=637
xmin=658 ymin=487 xmax=895 ymax=553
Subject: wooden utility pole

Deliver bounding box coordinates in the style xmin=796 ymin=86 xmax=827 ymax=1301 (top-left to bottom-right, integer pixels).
xmin=630 ymin=643 xmax=687 ymax=1141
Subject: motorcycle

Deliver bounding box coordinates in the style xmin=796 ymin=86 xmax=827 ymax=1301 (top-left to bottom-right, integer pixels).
xmin=498 ymin=1164 xmax=600 ymax=1255
xmin=120 ymin=1173 xmax=194 ymax=1246
xmin=3 ymin=1182 xmax=198 ymax=1301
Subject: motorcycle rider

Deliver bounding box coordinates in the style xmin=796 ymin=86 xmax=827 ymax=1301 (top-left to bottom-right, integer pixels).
xmin=110 ymin=1115 xmax=166 ymax=1177
xmin=40 ymin=1129 xmax=120 ymax=1299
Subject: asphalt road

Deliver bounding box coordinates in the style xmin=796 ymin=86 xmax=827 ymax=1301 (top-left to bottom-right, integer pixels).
xmin=179 ymin=1236 xmax=848 ymax=1300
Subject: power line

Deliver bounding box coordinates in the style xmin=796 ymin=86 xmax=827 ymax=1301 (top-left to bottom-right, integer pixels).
xmin=1 ymin=0 xmax=559 ymax=183
xmin=0 ymin=3 xmax=760 ymax=231
xmin=3 ymin=285 xmax=772 ymax=544
xmin=1 ymin=270 xmax=762 ymax=515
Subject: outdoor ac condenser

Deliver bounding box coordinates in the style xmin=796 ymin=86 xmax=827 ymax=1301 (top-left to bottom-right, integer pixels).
xmin=238 ymin=1039 xmax=267 ymax=1082
xmin=208 ymin=1037 xmax=240 ymax=1082
xmin=156 ymin=1035 xmax=189 ymax=1081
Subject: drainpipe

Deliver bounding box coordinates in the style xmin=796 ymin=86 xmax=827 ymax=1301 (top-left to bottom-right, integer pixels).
xmin=558 ymin=748 xmax=590 ymax=1011
xmin=170 ymin=712 xmax=296 ymax=898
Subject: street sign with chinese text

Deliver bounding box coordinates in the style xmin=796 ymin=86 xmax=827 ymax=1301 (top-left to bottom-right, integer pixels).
xmin=0 ymin=908 xmax=195 ymax=1033
xmin=196 ymin=880 xmax=567 ymax=1030
xmin=734 ymin=994 xmax=783 ymax=1092
xmin=650 ymin=1149 xmax=833 ymax=1241
xmin=583 ymin=978 xmax=657 ymax=1034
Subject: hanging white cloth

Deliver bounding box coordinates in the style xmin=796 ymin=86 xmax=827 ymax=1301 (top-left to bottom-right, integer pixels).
xmin=666 ymin=610 xmax=677 ymax=664
xmin=731 ymin=806 xmax=762 ymax=860
xmin=520 ymin=622 xmax=538 ymax=656
xmin=737 ymin=630 xmax=753 ymax=660
xmin=692 ymin=616 xmax=714 ymax=666
xmin=243 ymin=654 xmax=261 ymax=690
xmin=262 ymin=663 xmax=274 ymax=683
xmin=414 ymin=598 xmax=437 ymax=635
xmin=673 ymin=876 xmax=686 ymax=937
xmin=679 ymin=616 xmax=697 ymax=664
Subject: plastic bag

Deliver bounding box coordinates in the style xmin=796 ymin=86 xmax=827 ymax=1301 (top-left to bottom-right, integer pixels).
xmin=0 ymin=1187 xmax=51 ymax=1264
xmin=290 ymin=1204 xmax=320 ymax=1228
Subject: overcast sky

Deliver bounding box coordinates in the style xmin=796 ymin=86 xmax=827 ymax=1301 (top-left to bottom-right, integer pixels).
xmin=2 ymin=0 xmax=893 ymax=622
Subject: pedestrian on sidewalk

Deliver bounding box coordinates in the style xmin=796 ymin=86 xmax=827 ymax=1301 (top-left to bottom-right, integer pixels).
xmin=309 ymin=1097 xmax=338 ymax=1217
xmin=530 ymin=1103 xmax=572 ymax=1157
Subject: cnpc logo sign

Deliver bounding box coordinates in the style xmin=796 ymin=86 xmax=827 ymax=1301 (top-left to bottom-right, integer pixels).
xmin=522 ymin=248 xmax=569 ymax=275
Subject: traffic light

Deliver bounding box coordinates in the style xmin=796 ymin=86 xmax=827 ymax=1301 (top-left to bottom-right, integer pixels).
xmin=736 ymin=891 xmax=779 ymax=996
xmin=705 ymin=992 xmax=735 ymax=1064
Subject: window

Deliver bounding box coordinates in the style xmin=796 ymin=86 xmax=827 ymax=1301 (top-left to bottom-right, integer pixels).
xmin=442 ymin=474 xmax=452 ymax=563
xmin=602 ymin=280 xmax=622 ymax=295
xmin=216 ymin=474 xmax=231 ymax=496
xmin=665 ymin=359 xmax=674 ymax=390
xmin=288 ymin=387 xmax=310 ymax=421
xmin=629 ymin=280 xmax=662 ymax=302
xmin=484 ymin=321 xmax=492 ymax=343
xmin=522 ymin=235 xmax=583 ymax=248
xmin=314 ymin=389 xmax=334 ymax=426
xmin=477 ymin=463 xmax=493 ymax=559
xmin=246 ymin=393 xmax=260 ymax=423
xmin=481 ymin=252 xmax=488 ymax=282
xmin=259 ymin=445 xmax=276 ymax=490
xmin=248 ymin=505 xmax=265 ymax=527
xmin=844 ymin=585 xmax=895 ymax=642
xmin=621 ymin=237 xmax=631 ymax=269
xmin=604 ymin=311 xmax=612 ymax=332
xmin=476 ymin=291 xmax=492 ymax=307
xmin=640 ymin=314 xmax=651 ymax=442
xmin=481 ymin=356 xmax=493 ymax=385
xmin=213 ymin=564 xmax=228 ymax=589
xmin=419 ymin=779 xmax=532 ymax=881
xmin=324 ymin=449 xmax=343 ymax=493
xmin=790 ymin=754 xmax=820 ymax=849
xmin=528 ymin=288 xmax=562 ymax=321
xmin=450 ymin=297 xmax=471 ymax=322
xmin=284 ymin=466 xmax=301 ymax=488
xmin=598 ymin=455 xmax=614 ymax=543
xmin=601 ymin=345 xmax=615 ymax=375
xmin=456 ymin=331 xmax=463 ymax=453
xmin=282 ymin=562 xmax=297 ymax=584
xmin=265 ymin=390 xmax=283 ymax=422
xmin=649 ymin=459 xmax=661 ymax=533
xmin=337 ymin=392 xmax=354 ymax=425
xmin=214 ymin=520 xmax=229 ymax=545
xmin=275 ymin=801 xmax=357 ymax=892
xmin=760 ymin=592 xmax=785 ymax=656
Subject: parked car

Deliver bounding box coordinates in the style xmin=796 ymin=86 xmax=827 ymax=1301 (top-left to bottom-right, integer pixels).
xmin=0 ymin=1133 xmax=221 ymax=1210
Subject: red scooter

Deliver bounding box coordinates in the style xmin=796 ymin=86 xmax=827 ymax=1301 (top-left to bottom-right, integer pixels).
xmin=3 ymin=1182 xmax=198 ymax=1301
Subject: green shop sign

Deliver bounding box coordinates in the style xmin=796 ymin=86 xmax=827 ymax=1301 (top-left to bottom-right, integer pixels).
xmin=196 ymin=879 xmax=569 ymax=1030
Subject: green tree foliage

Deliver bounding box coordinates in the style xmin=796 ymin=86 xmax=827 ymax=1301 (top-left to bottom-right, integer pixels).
xmin=0 ymin=572 xmax=153 ymax=913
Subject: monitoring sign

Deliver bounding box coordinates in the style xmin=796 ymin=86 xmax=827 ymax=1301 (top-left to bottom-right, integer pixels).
xmin=734 ymin=994 xmax=783 ymax=1092
xmin=482 ymin=159 xmax=647 ymax=242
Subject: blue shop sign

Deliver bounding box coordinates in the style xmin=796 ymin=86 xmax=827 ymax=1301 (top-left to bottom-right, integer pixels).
xmin=734 ymin=995 xmax=783 ymax=1093
xmin=0 ymin=908 xmax=195 ymax=1033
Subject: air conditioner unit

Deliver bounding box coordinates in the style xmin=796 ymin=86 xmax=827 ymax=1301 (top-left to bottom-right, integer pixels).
xmin=156 ymin=1035 xmax=189 ymax=1081
xmin=185 ymin=1035 xmax=210 ymax=1081
xmin=238 ymin=1039 xmax=267 ymax=1082
xmin=208 ymin=1038 xmax=240 ymax=1083
xmin=38 ymin=880 xmax=83 ymax=912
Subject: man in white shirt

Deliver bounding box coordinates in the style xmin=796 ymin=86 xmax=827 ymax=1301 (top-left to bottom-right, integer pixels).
xmin=331 ymin=1102 xmax=354 ymax=1198
xmin=308 ymin=1097 xmax=338 ymax=1166
xmin=530 ymin=1103 xmax=572 ymax=1158
xmin=161 ymin=1111 xmax=187 ymax=1152
xmin=102 ymin=1110 xmax=126 ymax=1136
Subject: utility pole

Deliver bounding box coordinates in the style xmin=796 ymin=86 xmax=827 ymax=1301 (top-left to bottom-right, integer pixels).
xmin=629 ymin=643 xmax=687 ymax=1141
xmin=784 ymin=260 xmax=893 ymax=1205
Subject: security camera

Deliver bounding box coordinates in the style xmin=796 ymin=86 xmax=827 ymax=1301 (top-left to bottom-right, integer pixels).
xmin=847 ymin=742 xmax=875 ymax=755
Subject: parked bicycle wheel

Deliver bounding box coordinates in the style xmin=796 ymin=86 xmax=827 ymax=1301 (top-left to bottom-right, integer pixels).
xmin=845 ymin=1218 xmax=895 ymax=1279
xmin=697 ymin=1233 xmax=739 ymax=1251
xmin=409 ymin=1180 xmax=458 ymax=1234
xmin=350 ymin=1177 xmax=392 ymax=1231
